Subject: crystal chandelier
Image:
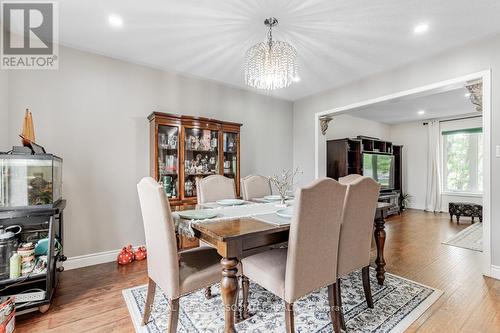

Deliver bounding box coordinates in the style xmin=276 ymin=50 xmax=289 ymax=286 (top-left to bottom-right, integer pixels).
xmin=244 ymin=17 xmax=298 ymax=90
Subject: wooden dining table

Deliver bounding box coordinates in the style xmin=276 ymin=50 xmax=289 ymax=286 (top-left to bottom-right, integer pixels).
xmin=188 ymin=202 xmax=392 ymax=333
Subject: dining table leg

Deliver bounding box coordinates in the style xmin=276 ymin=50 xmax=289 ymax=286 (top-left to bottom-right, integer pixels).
xmin=374 ymin=216 xmax=386 ymax=285
xmin=221 ymin=257 xmax=239 ymax=333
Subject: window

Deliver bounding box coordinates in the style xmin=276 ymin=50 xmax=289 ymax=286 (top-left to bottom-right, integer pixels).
xmin=442 ymin=128 xmax=483 ymax=193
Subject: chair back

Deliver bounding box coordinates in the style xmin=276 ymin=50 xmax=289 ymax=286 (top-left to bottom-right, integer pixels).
xmin=284 ymin=178 xmax=346 ymax=303
xmin=196 ymin=175 xmax=236 ymax=204
xmin=338 ymin=176 xmax=380 ymax=276
xmin=240 ymin=175 xmax=272 ymax=200
xmin=338 ymin=174 xmax=362 ymax=185
xmin=137 ymin=177 xmax=180 ymax=298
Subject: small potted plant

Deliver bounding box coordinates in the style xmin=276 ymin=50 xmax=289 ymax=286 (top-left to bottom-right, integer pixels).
xmin=400 ymin=193 xmax=411 ymax=211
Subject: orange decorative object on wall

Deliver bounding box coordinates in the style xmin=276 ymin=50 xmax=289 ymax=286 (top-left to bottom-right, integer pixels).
xmin=134 ymin=246 xmax=147 ymax=261
xmin=117 ymin=245 xmax=134 ymax=265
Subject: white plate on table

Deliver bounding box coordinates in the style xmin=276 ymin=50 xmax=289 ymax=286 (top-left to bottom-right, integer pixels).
xmin=216 ymin=199 xmax=246 ymax=206
xmin=263 ymin=195 xmax=282 ymax=202
xmin=276 ymin=207 xmax=294 ymax=219
xmin=178 ymin=210 xmax=219 ymax=220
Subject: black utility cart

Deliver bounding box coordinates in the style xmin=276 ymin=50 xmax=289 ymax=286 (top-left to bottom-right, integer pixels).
xmin=0 ymin=151 xmax=66 ymax=313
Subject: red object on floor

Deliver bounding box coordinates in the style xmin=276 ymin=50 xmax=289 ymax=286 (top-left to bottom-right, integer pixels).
xmin=117 ymin=245 xmax=134 ymax=265
xmin=134 ymin=246 xmax=147 ymax=261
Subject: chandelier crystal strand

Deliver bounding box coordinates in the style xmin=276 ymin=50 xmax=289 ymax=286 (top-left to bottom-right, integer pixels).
xmin=244 ymin=17 xmax=298 ymax=90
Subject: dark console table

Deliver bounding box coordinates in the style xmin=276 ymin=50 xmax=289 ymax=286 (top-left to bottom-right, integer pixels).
xmin=378 ymin=191 xmax=401 ymax=215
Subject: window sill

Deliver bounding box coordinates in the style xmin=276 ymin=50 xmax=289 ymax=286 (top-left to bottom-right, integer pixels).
xmin=442 ymin=191 xmax=483 ymax=198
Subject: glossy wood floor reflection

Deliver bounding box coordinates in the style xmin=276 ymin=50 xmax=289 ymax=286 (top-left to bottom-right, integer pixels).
xmin=16 ymin=209 xmax=500 ymax=332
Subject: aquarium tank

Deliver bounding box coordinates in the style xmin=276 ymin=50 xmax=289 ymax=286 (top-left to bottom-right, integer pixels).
xmin=0 ymin=154 xmax=62 ymax=210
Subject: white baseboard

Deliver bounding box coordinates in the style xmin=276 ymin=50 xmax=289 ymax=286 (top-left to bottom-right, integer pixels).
xmin=490 ymin=265 xmax=500 ymax=280
xmin=64 ymin=245 xmax=144 ymax=270
xmin=64 ymin=249 xmax=119 ymax=270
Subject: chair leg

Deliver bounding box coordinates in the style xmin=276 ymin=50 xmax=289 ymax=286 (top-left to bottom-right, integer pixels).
xmin=328 ymin=284 xmax=341 ymax=333
xmin=168 ymin=298 xmax=180 ymax=333
xmin=235 ymin=279 xmax=241 ymax=320
xmin=242 ymin=275 xmax=250 ymax=319
xmin=362 ymin=266 xmax=374 ymax=309
xmin=335 ymin=278 xmax=346 ymax=331
xmin=205 ymin=286 xmax=213 ymax=299
xmin=285 ymin=302 xmax=295 ymax=333
xmin=142 ymin=278 xmax=156 ymax=325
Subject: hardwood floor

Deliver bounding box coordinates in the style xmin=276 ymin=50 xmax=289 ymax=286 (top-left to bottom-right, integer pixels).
xmin=15 ymin=209 xmax=500 ymax=332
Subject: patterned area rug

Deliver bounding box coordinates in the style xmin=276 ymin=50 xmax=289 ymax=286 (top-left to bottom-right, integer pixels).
xmin=123 ymin=268 xmax=441 ymax=333
xmin=442 ymin=223 xmax=482 ymax=252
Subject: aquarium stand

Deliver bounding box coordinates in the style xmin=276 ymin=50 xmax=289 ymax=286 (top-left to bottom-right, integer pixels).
xmin=0 ymin=200 xmax=66 ymax=313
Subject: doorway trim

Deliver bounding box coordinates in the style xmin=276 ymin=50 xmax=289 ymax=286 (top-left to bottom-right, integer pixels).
xmin=313 ymin=70 xmax=492 ymax=277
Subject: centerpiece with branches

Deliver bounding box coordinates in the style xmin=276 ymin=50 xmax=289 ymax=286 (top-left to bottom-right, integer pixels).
xmin=269 ymin=168 xmax=302 ymax=206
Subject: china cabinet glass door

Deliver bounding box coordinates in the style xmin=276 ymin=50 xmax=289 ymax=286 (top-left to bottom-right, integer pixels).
xmin=183 ymin=128 xmax=219 ymax=198
xmin=157 ymin=125 xmax=179 ymax=199
xmin=223 ymin=132 xmax=238 ymax=180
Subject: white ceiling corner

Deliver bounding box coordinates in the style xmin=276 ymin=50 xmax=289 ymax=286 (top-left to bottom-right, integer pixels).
xmin=57 ymin=0 xmax=500 ymax=101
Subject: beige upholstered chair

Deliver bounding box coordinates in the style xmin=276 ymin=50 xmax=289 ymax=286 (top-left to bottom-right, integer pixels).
xmin=240 ymin=175 xmax=272 ymax=201
xmin=137 ymin=177 xmax=222 ymax=332
xmin=338 ymin=173 xmax=363 ymax=185
xmin=241 ymin=178 xmax=347 ymax=333
xmin=196 ymin=175 xmax=236 ymax=203
xmin=195 ymin=175 xmax=237 ymax=298
xmin=335 ymin=176 xmax=381 ymax=330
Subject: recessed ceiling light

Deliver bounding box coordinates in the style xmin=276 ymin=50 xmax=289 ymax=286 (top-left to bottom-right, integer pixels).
xmin=292 ymin=76 xmax=301 ymax=82
xmin=417 ymin=110 xmax=426 ymax=115
xmin=414 ymin=23 xmax=429 ymax=35
xmin=108 ymin=14 xmax=123 ymax=28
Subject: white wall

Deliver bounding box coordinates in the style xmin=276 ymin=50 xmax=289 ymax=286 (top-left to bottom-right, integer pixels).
xmin=6 ymin=46 xmax=293 ymax=258
xmin=389 ymin=121 xmax=428 ymax=210
xmin=389 ymin=117 xmax=483 ymax=212
xmin=293 ymin=33 xmax=500 ymax=265
xmin=0 ymin=71 xmax=8 ymax=150
xmin=319 ymin=114 xmax=391 ymax=177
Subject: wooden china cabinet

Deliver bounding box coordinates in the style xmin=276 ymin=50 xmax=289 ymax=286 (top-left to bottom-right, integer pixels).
xmin=148 ymin=112 xmax=242 ymax=209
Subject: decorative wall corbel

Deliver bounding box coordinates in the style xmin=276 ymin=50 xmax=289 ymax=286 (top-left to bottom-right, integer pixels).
xmin=466 ymin=81 xmax=483 ymax=113
xmin=320 ymin=116 xmax=333 ymax=135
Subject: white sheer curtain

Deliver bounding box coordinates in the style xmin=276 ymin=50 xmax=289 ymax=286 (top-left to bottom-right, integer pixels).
xmin=425 ymin=120 xmax=442 ymax=212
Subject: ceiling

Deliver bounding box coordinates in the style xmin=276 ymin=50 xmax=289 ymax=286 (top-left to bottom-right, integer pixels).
xmin=55 ymin=0 xmax=500 ymax=100
xmin=346 ymin=86 xmax=479 ymax=125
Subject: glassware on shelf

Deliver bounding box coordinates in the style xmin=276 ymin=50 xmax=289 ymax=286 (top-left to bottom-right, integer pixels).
xmin=185 ymin=129 xmax=218 ymax=152
xmin=185 ymin=179 xmax=194 ymax=197
xmin=224 ymin=132 xmax=236 ymax=153
xmin=232 ymin=156 xmax=237 ymax=174
xmin=185 ymin=129 xmax=219 ymax=177
xmin=168 ymin=135 xmax=177 ymax=149
xmin=157 ymin=125 xmax=179 ymax=197
xmin=223 ymin=132 xmax=238 ymax=178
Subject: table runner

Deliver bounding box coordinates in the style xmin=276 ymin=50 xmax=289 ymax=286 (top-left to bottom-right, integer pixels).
xmin=173 ymin=202 xmax=291 ymax=237
xmin=253 ymin=213 xmax=291 ymax=226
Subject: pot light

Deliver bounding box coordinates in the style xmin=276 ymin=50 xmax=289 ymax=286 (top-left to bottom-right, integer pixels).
xmin=417 ymin=110 xmax=426 ymax=115
xmin=292 ymin=76 xmax=301 ymax=82
xmin=108 ymin=14 xmax=123 ymax=28
xmin=414 ymin=23 xmax=429 ymax=35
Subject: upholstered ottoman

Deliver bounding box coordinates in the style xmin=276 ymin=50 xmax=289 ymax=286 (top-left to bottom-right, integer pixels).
xmin=449 ymin=202 xmax=482 ymax=224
